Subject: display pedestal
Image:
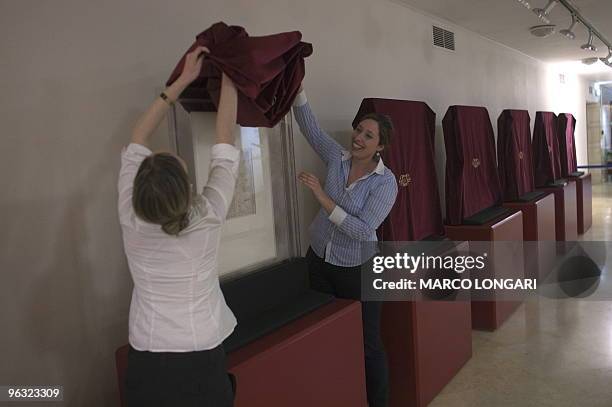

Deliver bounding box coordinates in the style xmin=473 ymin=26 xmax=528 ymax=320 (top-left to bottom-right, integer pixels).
xmin=383 ymin=301 xmax=471 ymax=407
xmin=503 ymin=194 xmax=556 ymax=280
xmin=228 ymin=299 xmax=367 ymax=407
xmin=537 ymin=181 xmax=577 ymax=242
xmin=114 ymin=300 xmax=367 ymax=407
xmin=115 ymin=258 xmax=367 ymax=407
xmin=382 ymin=240 xmax=472 ymax=407
xmin=572 ymin=173 xmax=592 ymax=234
xmin=445 ymin=211 xmax=524 ymax=330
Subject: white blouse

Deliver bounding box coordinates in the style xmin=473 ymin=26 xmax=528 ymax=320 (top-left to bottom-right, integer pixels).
xmin=118 ymin=142 xmax=239 ymax=352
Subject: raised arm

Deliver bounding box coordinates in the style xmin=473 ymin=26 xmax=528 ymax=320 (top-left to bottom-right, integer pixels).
xmin=215 ymin=73 xmax=238 ymax=146
xmin=292 ymin=88 xmax=344 ymax=165
xmin=201 ymin=73 xmax=240 ymax=221
xmin=131 ymin=46 xmax=209 ymax=146
xmin=118 ymin=47 xmax=208 ymax=223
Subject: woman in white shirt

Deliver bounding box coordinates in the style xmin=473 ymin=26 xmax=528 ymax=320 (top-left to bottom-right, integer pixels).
xmin=118 ymin=46 xmax=239 ymax=407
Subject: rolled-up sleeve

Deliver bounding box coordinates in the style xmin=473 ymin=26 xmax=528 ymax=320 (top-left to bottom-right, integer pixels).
xmin=201 ymin=143 xmax=241 ymax=221
xmin=118 ymin=143 xmax=152 ymax=224
xmin=333 ymin=177 xmax=398 ymax=241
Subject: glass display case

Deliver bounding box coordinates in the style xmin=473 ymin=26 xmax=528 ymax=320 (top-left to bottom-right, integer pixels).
xmin=167 ymin=101 xmax=301 ymax=280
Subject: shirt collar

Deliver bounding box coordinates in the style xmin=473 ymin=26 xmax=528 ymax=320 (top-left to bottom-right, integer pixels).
xmin=341 ymin=149 xmax=386 ymax=175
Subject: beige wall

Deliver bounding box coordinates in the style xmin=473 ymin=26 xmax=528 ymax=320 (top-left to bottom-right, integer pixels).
xmin=0 ymin=0 xmax=589 ymax=405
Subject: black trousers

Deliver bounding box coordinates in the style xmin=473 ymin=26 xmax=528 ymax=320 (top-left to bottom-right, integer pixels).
xmin=126 ymin=344 xmax=235 ymax=407
xmin=306 ymin=248 xmax=389 ymax=407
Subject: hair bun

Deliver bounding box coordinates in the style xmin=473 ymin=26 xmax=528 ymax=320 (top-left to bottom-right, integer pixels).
xmin=161 ymin=213 xmax=189 ymax=236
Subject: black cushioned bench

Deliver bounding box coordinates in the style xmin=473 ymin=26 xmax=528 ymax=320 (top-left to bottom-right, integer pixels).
xmin=546 ymin=179 xmax=568 ymax=187
xmin=462 ymin=206 xmax=512 ymax=225
xmin=221 ymin=258 xmax=334 ymax=353
xmin=513 ymin=190 xmax=548 ymax=203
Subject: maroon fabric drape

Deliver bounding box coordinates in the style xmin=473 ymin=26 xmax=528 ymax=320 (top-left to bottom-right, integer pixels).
xmin=532 ymin=111 xmax=562 ymax=186
xmin=556 ymin=113 xmax=578 ymax=177
xmin=353 ymin=98 xmax=444 ymax=241
xmin=166 ymin=22 xmax=313 ymax=128
xmin=497 ymin=110 xmax=535 ymax=201
xmin=443 ymin=106 xmax=502 ymax=225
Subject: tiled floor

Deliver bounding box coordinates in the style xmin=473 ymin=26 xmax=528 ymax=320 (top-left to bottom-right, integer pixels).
xmin=430 ymin=181 xmax=612 ymax=407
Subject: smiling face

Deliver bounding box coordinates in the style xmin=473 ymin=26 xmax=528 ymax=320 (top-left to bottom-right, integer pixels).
xmin=351 ymin=119 xmax=384 ymax=161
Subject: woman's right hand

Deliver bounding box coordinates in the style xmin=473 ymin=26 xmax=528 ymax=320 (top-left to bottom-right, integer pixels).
xmin=177 ymin=46 xmax=209 ymax=87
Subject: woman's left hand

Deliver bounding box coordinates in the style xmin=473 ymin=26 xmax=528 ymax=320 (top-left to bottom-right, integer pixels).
xmin=298 ymin=171 xmax=324 ymax=197
xmin=177 ymin=46 xmax=210 ymax=86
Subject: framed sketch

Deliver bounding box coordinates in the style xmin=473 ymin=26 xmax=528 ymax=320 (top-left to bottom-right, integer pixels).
xmin=227 ymin=142 xmax=256 ymax=220
xmin=168 ymin=101 xmax=301 ymax=280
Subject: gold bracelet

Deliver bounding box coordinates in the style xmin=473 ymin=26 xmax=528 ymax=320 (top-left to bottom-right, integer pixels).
xmin=159 ymin=91 xmax=174 ymax=106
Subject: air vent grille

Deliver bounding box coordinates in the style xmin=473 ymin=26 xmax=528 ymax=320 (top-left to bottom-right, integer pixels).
xmin=433 ymin=26 xmax=455 ymax=51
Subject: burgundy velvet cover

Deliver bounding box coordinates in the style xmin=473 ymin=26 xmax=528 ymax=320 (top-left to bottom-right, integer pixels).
xmin=443 ymin=106 xmax=502 ymax=225
xmin=532 ymin=111 xmax=562 ymax=186
xmin=497 ymin=110 xmax=536 ymax=201
xmin=353 ymin=98 xmax=444 ymax=241
xmin=556 ymin=113 xmax=578 ymax=177
xmin=166 ymin=22 xmax=313 ymax=127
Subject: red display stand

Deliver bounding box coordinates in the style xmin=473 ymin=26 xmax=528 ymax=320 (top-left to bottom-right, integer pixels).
xmin=572 ymin=173 xmax=592 ymax=234
xmin=382 ymin=300 xmax=472 ymax=407
xmin=497 ymin=109 xmax=556 ymax=280
xmin=445 ymin=211 xmax=525 ymax=330
xmin=115 ymin=299 xmax=367 ymax=407
xmin=228 ymin=299 xmax=366 ymax=407
xmin=556 ymin=113 xmax=591 ymax=235
xmin=355 ymin=99 xmax=472 ymax=406
xmin=115 ymin=346 xmax=129 ymax=407
xmin=503 ymin=194 xmax=556 ymax=279
xmin=537 ymin=181 xmax=578 ymax=242
xmin=443 ymin=106 xmax=525 ymax=330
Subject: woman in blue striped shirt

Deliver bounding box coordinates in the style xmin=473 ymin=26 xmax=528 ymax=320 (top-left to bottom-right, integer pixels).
xmin=293 ymin=88 xmax=398 ymax=407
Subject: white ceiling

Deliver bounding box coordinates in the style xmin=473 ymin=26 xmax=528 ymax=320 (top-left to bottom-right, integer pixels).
xmin=394 ymin=0 xmax=612 ymax=63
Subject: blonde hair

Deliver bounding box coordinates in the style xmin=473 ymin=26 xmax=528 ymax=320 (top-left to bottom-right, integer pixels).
xmin=132 ymin=153 xmax=191 ymax=235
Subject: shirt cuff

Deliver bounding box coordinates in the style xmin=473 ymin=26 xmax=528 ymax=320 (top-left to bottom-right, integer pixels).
xmin=328 ymin=205 xmax=347 ymax=226
xmin=211 ymin=143 xmax=240 ymax=162
xmin=293 ymin=90 xmax=308 ymax=107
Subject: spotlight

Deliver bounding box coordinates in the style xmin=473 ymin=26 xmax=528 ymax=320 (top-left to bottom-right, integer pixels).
xmin=581 ymin=30 xmax=598 ymax=52
xmin=601 ymin=49 xmax=612 ymax=64
xmin=517 ymin=0 xmax=532 ymax=10
xmin=581 ymin=57 xmax=599 ymax=65
xmin=533 ymin=0 xmax=557 ymax=24
xmin=559 ymin=14 xmax=577 ymax=40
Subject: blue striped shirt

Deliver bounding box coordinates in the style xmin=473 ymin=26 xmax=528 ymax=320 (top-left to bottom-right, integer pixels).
xmin=293 ymin=93 xmax=398 ymax=267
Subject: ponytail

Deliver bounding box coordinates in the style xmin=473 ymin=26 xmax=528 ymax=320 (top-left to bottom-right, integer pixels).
xmin=161 ymin=213 xmax=190 ymax=236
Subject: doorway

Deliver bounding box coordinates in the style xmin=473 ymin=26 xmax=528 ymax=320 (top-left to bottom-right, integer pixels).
xmin=586 ymin=84 xmax=612 ymax=184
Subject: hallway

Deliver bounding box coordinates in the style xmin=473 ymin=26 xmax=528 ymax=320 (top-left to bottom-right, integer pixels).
xmin=431 ymin=181 xmax=612 ymax=406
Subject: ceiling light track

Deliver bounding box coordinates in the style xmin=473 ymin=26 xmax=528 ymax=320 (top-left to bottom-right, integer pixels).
xmin=555 ymin=0 xmax=611 ymax=51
